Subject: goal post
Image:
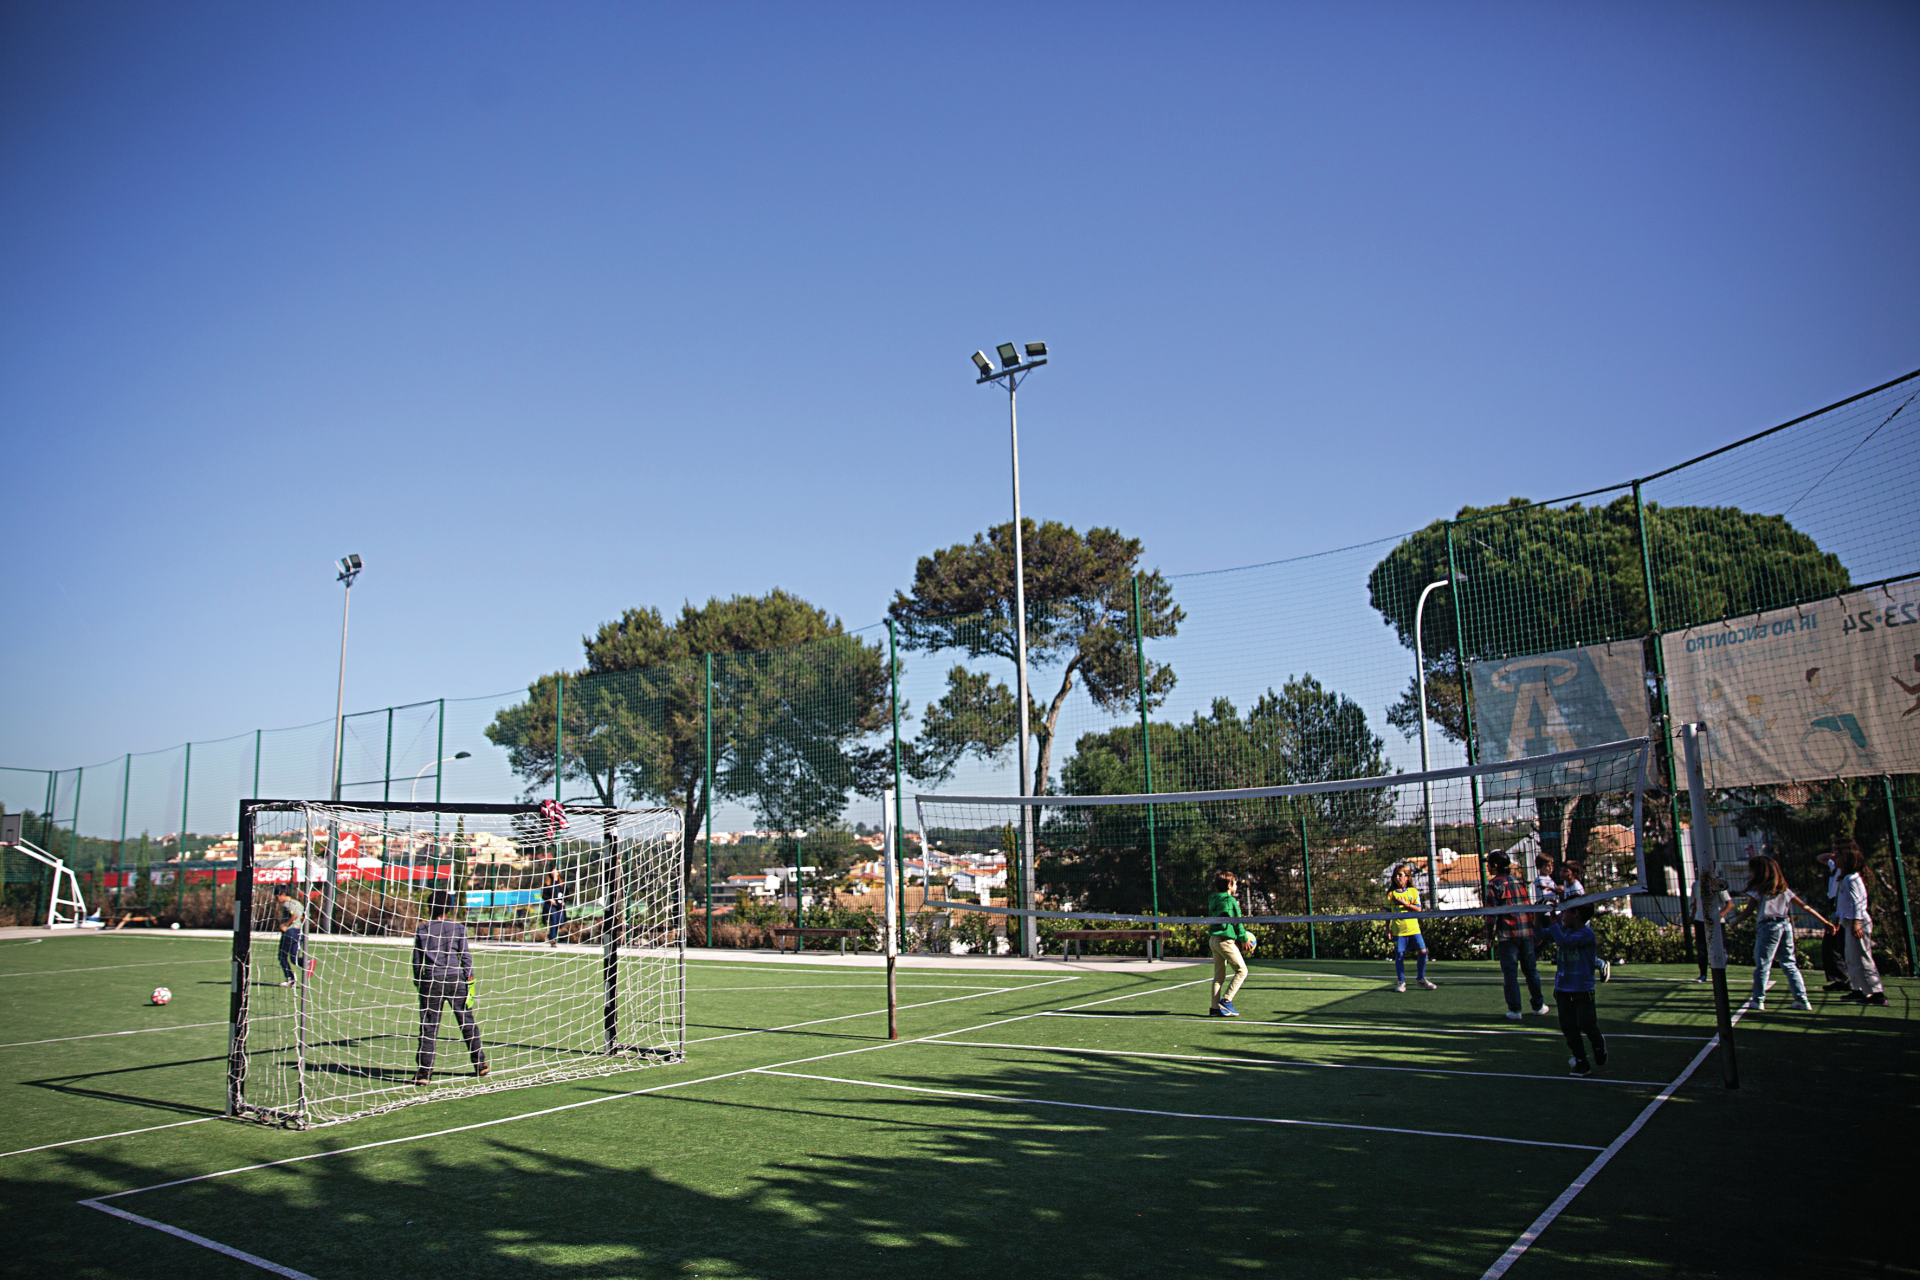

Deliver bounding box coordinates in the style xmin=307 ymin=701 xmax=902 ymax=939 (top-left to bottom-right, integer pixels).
xmin=227 ymin=799 xmax=685 ymax=1128
xmin=912 ymin=737 xmax=1652 ymax=934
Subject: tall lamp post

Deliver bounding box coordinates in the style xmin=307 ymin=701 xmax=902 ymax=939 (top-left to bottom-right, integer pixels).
xmin=973 ymin=340 xmax=1047 ymax=958
xmin=328 ymin=555 xmax=364 ymax=803
xmin=410 ymin=752 xmax=472 ymax=802
xmin=1414 ymin=574 xmax=1464 ymax=910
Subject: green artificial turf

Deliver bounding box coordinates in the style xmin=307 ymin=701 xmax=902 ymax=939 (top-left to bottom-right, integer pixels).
xmin=0 ymin=934 xmax=1911 ymax=1278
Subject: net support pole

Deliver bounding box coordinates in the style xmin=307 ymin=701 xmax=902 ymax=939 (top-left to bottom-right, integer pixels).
xmin=1635 ymin=481 xmax=1699 ymax=963
xmin=1298 ymin=809 xmax=1316 ymax=960
xmin=554 ymin=675 xmax=565 ymax=805
xmin=888 ymin=622 xmax=904 ymax=1029
xmin=1132 ymin=576 xmax=1160 ymax=939
xmin=704 ymin=655 xmax=713 ymax=949
xmin=1884 ymin=775 xmax=1916 ymax=973
xmin=1682 ymin=724 xmax=1737 ymax=1090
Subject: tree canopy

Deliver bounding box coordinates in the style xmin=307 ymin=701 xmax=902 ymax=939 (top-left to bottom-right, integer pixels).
xmin=889 ymin=519 xmax=1183 ymax=794
xmin=1046 ymin=676 xmax=1394 ymax=916
xmin=1368 ymin=495 xmax=1852 ymax=744
xmin=486 ymin=591 xmax=891 ymax=856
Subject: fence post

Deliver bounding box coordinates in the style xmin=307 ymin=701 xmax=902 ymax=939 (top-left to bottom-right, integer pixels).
xmin=1446 ymin=523 xmax=1490 ymax=911
xmin=434 ymin=702 xmax=445 ymax=804
xmin=1885 ymin=776 xmax=1915 ymax=973
xmin=704 ymin=654 xmax=714 ymax=949
xmin=554 ymin=676 xmax=565 ymax=805
xmin=118 ymin=754 xmax=131 ymax=910
xmin=1299 ymin=809 xmax=1317 ymax=960
xmin=178 ymin=745 xmax=190 ymax=917
xmin=253 ymin=729 xmax=262 ymax=799
xmin=1131 ymin=576 xmax=1160 ymax=929
xmin=1634 ymin=480 xmax=1700 ymax=969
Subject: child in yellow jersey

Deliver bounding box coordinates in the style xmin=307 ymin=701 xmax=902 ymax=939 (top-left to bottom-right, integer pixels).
xmin=1387 ymin=864 xmax=1435 ymax=992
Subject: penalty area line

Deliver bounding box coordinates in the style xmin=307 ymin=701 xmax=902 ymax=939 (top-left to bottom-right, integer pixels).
xmin=1480 ymin=1007 xmax=1746 ymax=1279
xmin=0 ymin=1116 xmax=219 ymax=1161
xmin=0 ymin=1021 xmax=227 ymax=1050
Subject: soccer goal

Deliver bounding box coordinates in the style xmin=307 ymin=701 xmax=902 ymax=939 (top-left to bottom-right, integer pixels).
xmin=227 ymin=800 xmax=685 ymax=1128
xmin=913 ymin=738 xmax=1651 ymax=933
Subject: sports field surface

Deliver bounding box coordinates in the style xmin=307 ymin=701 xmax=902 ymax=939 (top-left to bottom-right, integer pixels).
xmin=1 ymin=930 xmax=1909 ymax=1278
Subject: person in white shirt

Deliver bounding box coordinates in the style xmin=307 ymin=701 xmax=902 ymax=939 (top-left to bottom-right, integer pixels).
xmin=1833 ymin=841 xmax=1886 ymax=1006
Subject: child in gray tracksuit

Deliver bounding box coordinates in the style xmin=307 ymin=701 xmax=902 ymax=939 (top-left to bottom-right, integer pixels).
xmin=413 ymin=891 xmax=489 ymax=1083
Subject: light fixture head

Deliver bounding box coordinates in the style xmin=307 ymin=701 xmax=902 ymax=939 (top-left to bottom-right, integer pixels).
xmin=971 ymin=351 xmax=993 ymax=376
xmin=454 ymin=751 xmax=472 ymax=760
xmin=1024 ymin=342 xmax=1047 ymax=358
xmin=996 ymin=342 xmax=1021 ymax=369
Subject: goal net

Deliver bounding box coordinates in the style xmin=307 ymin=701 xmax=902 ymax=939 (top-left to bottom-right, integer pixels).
xmin=914 ymin=738 xmax=1650 ymax=932
xmin=227 ymin=801 xmax=684 ymax=1128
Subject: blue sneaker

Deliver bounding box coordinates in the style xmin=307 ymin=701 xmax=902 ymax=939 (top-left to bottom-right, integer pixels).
xmin=1219 ymin=1001 xmax=1240 ymax=1017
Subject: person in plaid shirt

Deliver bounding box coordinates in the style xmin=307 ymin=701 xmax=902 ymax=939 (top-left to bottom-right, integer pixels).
xmin=1487 ymin=851 xmax=1549 ymax=1021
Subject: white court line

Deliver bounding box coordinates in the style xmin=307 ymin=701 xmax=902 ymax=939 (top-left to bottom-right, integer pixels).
xmin=0 ymin=1021 xmax=226 ymax=1050
xmin=0 ymin=959 xmax=227 ymax=978
xmin=935 ymin=1039 xmax=1671 ymax=1088
xmin=1480 ymin=1006 xmax=1746 ymax=1278
xmin=754 ymin=1069 xmax=1604 ymax=1152
xmin=682 ymin=961 xmax=1067 ymax=980
xmin=75 ymin=973 xmax=1192 ymax=1274
xmin=685 ymin=977 xmax=1080 ymax=1043
xmin=0 ymin=1116 xmax=219 ymax=1160
xmin=1041 ymin=1011 xmax=1713 ymax=1041
xmin=81 ymin=1200 xmax=316 ymax=1279
xmin=695 ymin=990 xmax=1021 ymax=997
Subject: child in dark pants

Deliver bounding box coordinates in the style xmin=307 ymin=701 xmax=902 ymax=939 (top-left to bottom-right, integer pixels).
xmin=1544 ymin=903 xmax=1606 ymax=1077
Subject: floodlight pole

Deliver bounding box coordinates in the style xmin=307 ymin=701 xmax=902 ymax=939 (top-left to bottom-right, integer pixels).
xmin=328 ymin=558 xmax=362 ymax=803
xmin=978 ymin=351 xmax=1048 ymax=959
xmin=1414 ymin=577 xmax=1455 ymax=910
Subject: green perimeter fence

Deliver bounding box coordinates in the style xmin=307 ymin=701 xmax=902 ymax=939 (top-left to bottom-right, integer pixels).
xmin=5 ymin=369 xmax=1918 ymax=970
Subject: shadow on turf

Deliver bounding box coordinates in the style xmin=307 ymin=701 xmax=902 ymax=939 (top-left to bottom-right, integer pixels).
xmin=22 ymin=1054 xmax=228 ymax=1118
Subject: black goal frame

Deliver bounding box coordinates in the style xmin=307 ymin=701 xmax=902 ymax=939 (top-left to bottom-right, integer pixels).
xmin=227 ymin=799 xmax=682 ymax=1125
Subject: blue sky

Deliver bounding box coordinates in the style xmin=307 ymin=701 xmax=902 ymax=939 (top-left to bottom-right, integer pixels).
xmin=3 ymin=0 xmax=1917 ymax=777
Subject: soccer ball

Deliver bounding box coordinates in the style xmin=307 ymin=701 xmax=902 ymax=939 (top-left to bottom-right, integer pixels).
xmin=151 ymin=987 xmax=172 ymax=1006
xmin=170 ymin=922 xmax=181 ymax=930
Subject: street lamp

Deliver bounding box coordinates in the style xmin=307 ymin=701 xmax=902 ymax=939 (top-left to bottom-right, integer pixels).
xmin=1414 ymin=574 xmax=1465 ymax=909
xmin=328 ymin=555 xmax=363 ymax=803
xmin=410 ymin=752 xmax=472 ymax=802
xmin=972 ymin=340 xmax=1047 ymax=958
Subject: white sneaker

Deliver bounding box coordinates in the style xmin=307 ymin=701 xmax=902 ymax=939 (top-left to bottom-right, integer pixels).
xmin=1742 ymin=999 xmax=1764 ymax=1012
xmin=1599 ymin=959 xmax=1611 ymax=983
xmin=1394 ymin=981 xmax=1406 ymax=993
xmin=1418 ymin=979 xmax=1437 ymax=990
xmin=1506 ymin=1010 xmax=1523 ymax=1021
xmin=1533 ymin=1003 xmax=1551 ymax=1016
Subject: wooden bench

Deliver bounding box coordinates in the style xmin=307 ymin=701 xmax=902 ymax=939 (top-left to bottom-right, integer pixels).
xmin=1054 ymin=928 xmax=1164 ymax=962
xmin=769 ymin=926 xmax=862 ymax=955
xmin=108 ymin=912 xmax=161 ymax=931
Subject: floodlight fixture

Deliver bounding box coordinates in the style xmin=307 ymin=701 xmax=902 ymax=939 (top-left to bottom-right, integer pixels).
xmin=972 ymin=351 xmax=994 ymax=377
xmin=1024 ymin=342 xmax=1047 ymax=358
xmin=337 ymin=553 xmax=363 ymax=584
xmin=996 ymin=342 xmax=1021 ymax=369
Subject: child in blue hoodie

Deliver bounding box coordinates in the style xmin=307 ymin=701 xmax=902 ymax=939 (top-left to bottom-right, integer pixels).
xmin=1544 ymin=903 xmax=1606 ymax=1077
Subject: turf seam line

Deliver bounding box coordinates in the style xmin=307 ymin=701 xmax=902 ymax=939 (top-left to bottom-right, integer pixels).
xmin=0 ymin=1021 xmax=228 ymax=1050
xmin=0 ymin=1117 xmax=219 ymax=1160
xmin=1479 ymin=1005 xmax=1747 ymax=1279
xmin=1039 ymin=1011 xmax=1714 ymax=1041
xmin=79 ymin=1199 xmax=317 ymax=1279
xmin=933 ymin=1040 xmax=1673 ymax=1087
xmin=751 ymin=1069 xmax=1606 ymax=1151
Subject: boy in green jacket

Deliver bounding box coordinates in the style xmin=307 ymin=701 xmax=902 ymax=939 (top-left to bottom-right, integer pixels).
xmin=1208 ymin=870 xmax=1255 ymax=1017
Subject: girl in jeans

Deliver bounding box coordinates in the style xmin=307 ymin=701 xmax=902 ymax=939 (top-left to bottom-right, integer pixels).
xmin=1730 ymin=855 xmax=1827 ymax=1012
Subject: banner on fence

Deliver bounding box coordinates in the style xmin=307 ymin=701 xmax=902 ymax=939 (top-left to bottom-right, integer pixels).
xmin=1470 ymin=642 xmax=1650 ymax=797
xmin=1661 ymin=578 xmax=1920 ymax=786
